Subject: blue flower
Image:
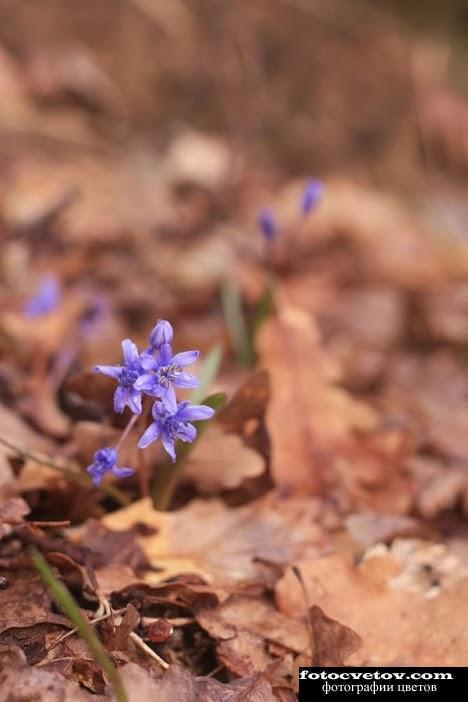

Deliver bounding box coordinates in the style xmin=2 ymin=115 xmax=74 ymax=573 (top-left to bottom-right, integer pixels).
xmin=258 ymin=208 xmax=278 ymax=241
xmin=301 ymin=179 xmax=323 ymax=215
xmin=135 ymin=343 xmax=199 ymax=408
xmin=94 ymin=339 xmax=144 ymax=414
xmin=24 ymin=275 xmax=61 ymax=318
xmin=86 ymin=447 xmax=134 ymax=487
xmin=138 ymin=399 xmax=215 ymax=462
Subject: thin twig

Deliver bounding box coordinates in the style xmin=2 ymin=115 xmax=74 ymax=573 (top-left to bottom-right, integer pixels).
xmin=141 ymin=616 xmax=193 ymax=627
xmin=129 ymin=631 xmax=169 ymax=669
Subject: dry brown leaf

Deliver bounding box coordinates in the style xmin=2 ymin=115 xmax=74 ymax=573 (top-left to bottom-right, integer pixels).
xmin=196 ymin=596 xmax=359 ymax=683
xmin=0 ymin=403 xmax=49 ymax=487
xmin=257 ymin=305 xmax=377 ymax=495
xmin=408 ymin=456 xmax=468 ymax=519
xmin=303 ymin=182 xmax=468 ymax=285
xmin=344 ymin=511 xmax=434 ymax=549
xmin=102 ymin=493 xmax=326 ymax=585
xmin=184 ymin=424 xmax=265 ymax=492
xmin=0 ymin=572 xmax=70 ymax=640
xmin=308 ymin=605 xmax=361 ymax=666
xmin=196 ymin=594 xmax=309 ymax=678
xmin=163 ymin=130 xmax=233 ymax=190
xmin=382 ymin=352 xmax=468 ymax=462
xmin=0 ymin=653 xmax=277 ymax=701
xmin=421 ymin=282 xmax=468 ymax=343
xmin=276 ymin=540 xmax=468 ymax=666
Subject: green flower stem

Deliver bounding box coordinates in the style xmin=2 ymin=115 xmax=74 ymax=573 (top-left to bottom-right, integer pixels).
xmin=151 ymin=392 xmax=227 ymax=510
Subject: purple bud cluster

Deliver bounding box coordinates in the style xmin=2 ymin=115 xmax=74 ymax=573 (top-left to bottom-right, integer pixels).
xmin=258 ymin=178 xmax=324 ymax=241
xmin=87 ymin=320 xmax=214 ymax=486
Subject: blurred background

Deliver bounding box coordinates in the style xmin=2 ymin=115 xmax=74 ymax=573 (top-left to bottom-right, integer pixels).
xmin=3 ymin=0 xmax=468 ymax=482
xmin=2 ymin=0 xmax=468 ymax=198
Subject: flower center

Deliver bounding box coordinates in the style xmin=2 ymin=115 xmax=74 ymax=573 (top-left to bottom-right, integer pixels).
xmin=157 ymin=363 xmax=181 ymax=387
xmin=120 ymin=368 xmax=139 ymax=389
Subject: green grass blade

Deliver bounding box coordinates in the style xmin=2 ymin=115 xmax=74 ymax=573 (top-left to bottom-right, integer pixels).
xmin=221 ymin=279 xmax=255 ymax=367
xmin=31 ymin=548 xmax=128 ymax=702
xmin=191 ymin=343 xmax=223 ymax=404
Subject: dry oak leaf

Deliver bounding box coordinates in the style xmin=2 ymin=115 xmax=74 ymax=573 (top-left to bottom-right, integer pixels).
xmin=183 ymin=424 xmax=265 ymax=492
xmin=276 ymin=542 xmax=468 ymax=666
xmin=184 ymin=369 xmax=269 ymax=493
xmin=102 ymin=493 xmax=326 ymax=584
xmin=196 ymin=594 xmax=309 ymax=679
xmin=196 ymin=596 xmax=359 ymax=680
xmin=257 ymin=305 xmax=377 ymax=495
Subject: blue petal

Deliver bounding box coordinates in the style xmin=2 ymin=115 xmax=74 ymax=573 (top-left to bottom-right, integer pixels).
xmin=87 ymin=463 xmax=104 ymax=487
xmin=140 ymin=356 xmax=159 ymax=372
xmin=94 ymin=364 xmax=122 ymax=380
xmin=159 ymin=386 xmax=177 ymax=414
xmin=171 ymin=350 xmax=199 ymax=368
xmin=134 ymin=373 xmax=156 ymax=391
xmin=127 ymin=391 xmax=142 ymax=415
xmin=111 ymin=466 xmax=135 ymax=479
xmin=138 ymin=422 xmax=161 ymax=449
xmin=173 ymin=372 xmax=199 ymax=389
xmin=152 ymin=402 xmax=167 ymax=421
xmin=178 ymin=404 xmax=215 ymax=422
xmin=158 ymin=343 xmax=173 ymax=366
xmin=114 ymin=386 xmax=127 ymax=413
xmin=161 ymin=432 xmax=176 ymax=462
xmin=122 ymin=339 xmax=140 ymax=366
xmin=176 ymin=423 xmax=197 ymax=443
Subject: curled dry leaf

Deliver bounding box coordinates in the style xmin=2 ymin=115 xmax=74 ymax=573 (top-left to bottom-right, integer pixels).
xmin=276 ymin=540 xmax=468 ymax=666
xmin=257 ymin=304 xmax=377 ymax=495
xmin=102 ymin=494 xmax=327 ymax=585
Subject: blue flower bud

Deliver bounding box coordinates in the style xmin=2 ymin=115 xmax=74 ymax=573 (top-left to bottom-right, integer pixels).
xmin=150 ymin=319 xmax=173 ymax=349
xmin=301 ymin=179 xmax=324 ymax=215
xmin=258 ymin=208 xmax=278 ymax=241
